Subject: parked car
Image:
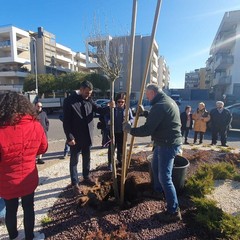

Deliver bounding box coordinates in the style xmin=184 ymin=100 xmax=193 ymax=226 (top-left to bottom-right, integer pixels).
xmin=224 ymin=94 xmax=237 ymax=106
xmin=225 ymin=103 xmax=240 ymax=129
xmin=131 ymin=99 xmax=151 ymax=116
xmin=94 ymin=98 xmax=110 ymax=117
xmin=94 ymin=99 xmax=110 ymax=106
xmin=170 ymin=94 xmax=181 ymax=106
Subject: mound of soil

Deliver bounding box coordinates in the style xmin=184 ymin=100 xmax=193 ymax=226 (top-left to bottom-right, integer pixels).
xmin=42 ymin=149 xmax=240 ymax=239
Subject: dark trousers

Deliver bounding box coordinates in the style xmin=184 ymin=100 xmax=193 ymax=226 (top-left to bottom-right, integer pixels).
xmin=211 ymin=127 xmax=228 ymax=145
xmin=101 ymin=128 xmax=110 ymax=147
xmin=194 ymin=131 xmax=204 ymax=143
xmin=108 ymin=132 xmax=124 ymax=165
xmin=70 ymin=145 xmax=91 ymax=185
xmin=4 ymin=192 xmax=35 ymax=240
xmin=181 ymin=128 xmax=190 ymax=142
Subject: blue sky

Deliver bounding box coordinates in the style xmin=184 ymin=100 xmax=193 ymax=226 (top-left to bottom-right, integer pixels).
xmin=1 ymin=0 xmax=240 ymax=88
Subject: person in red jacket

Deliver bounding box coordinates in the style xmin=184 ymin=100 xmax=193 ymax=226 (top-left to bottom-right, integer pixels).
xmin=0 ymin=92 xmax=48 ymax=240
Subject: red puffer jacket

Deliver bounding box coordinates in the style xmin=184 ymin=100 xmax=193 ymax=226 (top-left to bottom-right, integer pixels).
xmin=0 ymin=115 xmax=48 ymax=200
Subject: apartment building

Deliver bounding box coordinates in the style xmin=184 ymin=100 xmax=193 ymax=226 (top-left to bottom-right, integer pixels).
xmin=208 ymin=10 xmax=240 ymax=100
xmin=0 ymin=25 xmax=89 ymax=92
xmin=0 ymin=25 xmax=30 ymax=92
xmin=185 ymin=68 xmax=207 ymax=90
xmin=86 ymin=34 xmax=160 ymax=100
xmin=30 ymin=27 xmax=89 ymax=76
xmin=158 ymin=56 xmax=170 ymax=90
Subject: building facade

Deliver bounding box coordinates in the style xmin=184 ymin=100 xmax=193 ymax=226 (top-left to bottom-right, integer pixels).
xmin=86 ymin=35 xmax=160 ymax=100
xmin=0 ymin=25 xmax=88 ymax=93
xmin=0 ymin=25 xmax=30 ymax=92
xmin=158 ymin=55 xmax=170 ymax=90
xmin=208 ymin=10 xmax=240 ymax=100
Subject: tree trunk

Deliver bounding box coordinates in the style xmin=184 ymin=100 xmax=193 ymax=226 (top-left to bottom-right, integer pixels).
xmin=110 ymin=79 xmax=119 ymax=200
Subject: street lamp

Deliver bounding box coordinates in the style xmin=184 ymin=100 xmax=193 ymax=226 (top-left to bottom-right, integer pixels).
xmin=31 ymin=37 xmax=38 ymax=95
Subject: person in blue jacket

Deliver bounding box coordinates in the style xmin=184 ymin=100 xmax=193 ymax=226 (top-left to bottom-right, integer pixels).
xmin=106 ymin=93 xmax=134 ymax=169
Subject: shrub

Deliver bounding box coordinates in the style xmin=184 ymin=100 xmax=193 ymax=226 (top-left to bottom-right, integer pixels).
xmin=186 ymin=162 xmax=240 ymax=239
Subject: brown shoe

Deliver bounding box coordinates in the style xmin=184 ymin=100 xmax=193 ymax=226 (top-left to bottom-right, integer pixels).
xmin=155 ymin=208 xmax=182 ymax=223
xmin=73 ymin=185 xmax=81 ymax=195
xmin=82 ymin=177 xmax=95 ymax=186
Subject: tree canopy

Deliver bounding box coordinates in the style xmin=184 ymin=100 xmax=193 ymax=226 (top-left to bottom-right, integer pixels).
xmin=23 ymin=72 xmax=110 ymax=96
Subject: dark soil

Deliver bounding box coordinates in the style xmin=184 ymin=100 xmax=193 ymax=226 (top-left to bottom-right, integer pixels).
xmin=42 ymin=149 xmax=240 ymax=240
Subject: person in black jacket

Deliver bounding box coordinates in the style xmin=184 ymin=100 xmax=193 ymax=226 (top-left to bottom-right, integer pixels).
xmin=123 ymin=83 xmax=182 ymax=223
xmin=210 ymin=101 xmax=232 ymax=147
xmin=63 ymin=80 xmax=110 ymax=195
xmin=180 ymin=105 xmax=193 ymax=144
xmin=35 ymin=101 xmax=49 ymax=164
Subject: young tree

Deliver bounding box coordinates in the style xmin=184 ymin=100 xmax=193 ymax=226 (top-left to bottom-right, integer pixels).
xmin=86 ymin=35 xmax=128 ymax=200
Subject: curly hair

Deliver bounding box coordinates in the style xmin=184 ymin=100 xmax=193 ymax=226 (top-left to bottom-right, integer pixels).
xmin=0 ymin=91 xmax=37 ymax=126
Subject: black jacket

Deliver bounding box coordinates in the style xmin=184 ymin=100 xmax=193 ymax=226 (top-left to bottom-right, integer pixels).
xmin=63 ymin=92 xmax=108 ymax=147
xmin=180 ymin=112 xmax=193 ymax=130
xmin=37 ymin=110 xmax=49 ymax=135
xmin=210 ymin=108 xmax=232 ymax=130
xmin=130 ymin=91 xmax=182 ymax=146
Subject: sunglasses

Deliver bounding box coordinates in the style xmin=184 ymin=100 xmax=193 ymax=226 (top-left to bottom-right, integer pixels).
xmin=117 ymin=100 xmax=125 ymax=103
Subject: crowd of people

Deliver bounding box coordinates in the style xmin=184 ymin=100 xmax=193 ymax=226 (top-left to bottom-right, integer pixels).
xmin=180 ymin=100 xmax=232 ymax=146
xmin=0 ymin=82 xmax=234 ymax=239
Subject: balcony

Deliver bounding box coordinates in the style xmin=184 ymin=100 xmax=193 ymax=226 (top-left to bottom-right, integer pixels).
xmin=0 ymin=40 xmax=11 ymax=48
xmin=86 ymin=55 xmax=100 ymax=69
xmin=0 ymin=84 xmax=23 ymax=92
xmin=17 ymin=42 xmax=29 ymax=51
xmin=0 ymin=70 xmax=29 ymax=78
xmin=212 ymin=75 xmax=232 ymax=86
xmin=215 ymin=55 xmax=234 ymax=70
xmin=152 ymin=64 xmax=158 ymax=74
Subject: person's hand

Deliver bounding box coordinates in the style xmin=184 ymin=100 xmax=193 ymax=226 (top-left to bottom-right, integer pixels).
xmin=138 ymin=104 xmax=145 ymax=114
xmin=122 ymin=121 xmax=131 ymax=133
xmin=109 ymin=100 xmax=115 ymax=108
xmin=143 ymin=110 xmax=149 ymax=118
xmin=68 ymin=139 xmax=76 ymax=146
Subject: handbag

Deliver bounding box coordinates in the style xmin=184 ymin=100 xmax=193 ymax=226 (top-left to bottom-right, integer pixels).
xmin=97 ymin=121 xmax=103 ymax=130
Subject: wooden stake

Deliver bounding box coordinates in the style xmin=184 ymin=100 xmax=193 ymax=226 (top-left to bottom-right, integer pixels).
xmin=127 ymin=0 xmax=163 ymax=168
xmin=120 ymin=0 xmax=138 ymax=205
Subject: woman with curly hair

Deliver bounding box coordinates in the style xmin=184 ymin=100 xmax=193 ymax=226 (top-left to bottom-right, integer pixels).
xmin=0 ymin=91 xmax=48 ymax=240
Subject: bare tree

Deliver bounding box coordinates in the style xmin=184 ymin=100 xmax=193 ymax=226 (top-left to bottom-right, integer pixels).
xmin=86 ymin=34 xmax=128 ymax=200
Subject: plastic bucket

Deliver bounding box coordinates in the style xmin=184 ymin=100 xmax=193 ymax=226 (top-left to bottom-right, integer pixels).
xmin=172 ymin=155 xmax=190 ymax=192
xmin=147 ymin=154 xmax=190 ymax=192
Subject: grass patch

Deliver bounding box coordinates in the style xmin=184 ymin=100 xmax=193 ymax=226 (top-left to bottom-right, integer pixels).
xmin=186 ymin=162 xmax=240 ymax=239
xmin=41 ymin=216 xmax=53 ymax=226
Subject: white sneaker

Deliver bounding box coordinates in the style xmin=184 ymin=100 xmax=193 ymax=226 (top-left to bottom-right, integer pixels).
xmin=12 ymin=229 xmax=25 ymax=240
xmin=33 ymin=231 xmax=45 ymax=240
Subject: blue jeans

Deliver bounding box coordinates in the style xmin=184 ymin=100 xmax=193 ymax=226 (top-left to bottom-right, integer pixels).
xmin=70 ymin=145 xmax=91 ymax=186
xmin=64 ymin=142 xmax=70 ymax=157
xmin=151 ymin=145 xmax=181 ymax=213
